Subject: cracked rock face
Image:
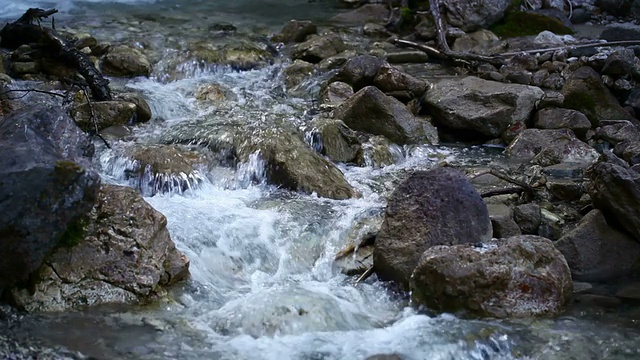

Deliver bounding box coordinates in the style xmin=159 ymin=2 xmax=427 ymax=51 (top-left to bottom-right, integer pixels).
xmin=8 ymin=185 xmax=189 ymax=312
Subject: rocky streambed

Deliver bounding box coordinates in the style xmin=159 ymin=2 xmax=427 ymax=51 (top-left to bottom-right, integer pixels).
xmin=2 ymin=0 xmax=640 ymax=359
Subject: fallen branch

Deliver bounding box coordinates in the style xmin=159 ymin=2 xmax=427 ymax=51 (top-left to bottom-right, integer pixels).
xmin=391 ymin=38 xmax=506 ymax=67
xmin=480 ymin=187 xmax=525 ymax=198
xmin=356 ymin=266 xmax=375 ymax=284
xmin=80 ymin=86 xmax=111 ymax=149
xmin=0 ymin=88 xmax=67 ymax=99
xmin=498 ymin=40 xmax=640 ymax=57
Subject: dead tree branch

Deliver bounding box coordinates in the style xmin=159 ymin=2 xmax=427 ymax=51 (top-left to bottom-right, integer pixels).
xmin=430 ymin=0 xmax=450 ymax=52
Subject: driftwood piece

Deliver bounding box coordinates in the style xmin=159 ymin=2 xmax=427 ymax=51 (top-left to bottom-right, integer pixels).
xmin=0 ymin=8 xmax=112 ymax=101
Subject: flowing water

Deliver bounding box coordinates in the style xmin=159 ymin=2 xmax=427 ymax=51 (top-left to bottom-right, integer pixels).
xmin=2 ymin=1 xmax=640 ymax=359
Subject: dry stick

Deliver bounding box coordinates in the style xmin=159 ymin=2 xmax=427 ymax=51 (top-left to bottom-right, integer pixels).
xmin=472 ymin=169 xmax=534 ymax=196
xmin=391 ymin=38 xmax=506 ymax=67
xmin=81 ymin=86 xmax=111 ymax=149
xmin=356 ymin=266 xmax=375 ymax=284
xmin=498 ymin=40 xmax=640 ymax=56
xmin=429 ymin=0 xmax=450 ymax=52
xmin=0 ymin=88 xmax=67 ymax=98
xmin=480 ymin=187 xmax=526 ymax=198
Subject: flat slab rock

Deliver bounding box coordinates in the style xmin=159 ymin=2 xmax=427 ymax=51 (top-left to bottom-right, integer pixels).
xmin=410 ymin=235 xmax=573 ymax=318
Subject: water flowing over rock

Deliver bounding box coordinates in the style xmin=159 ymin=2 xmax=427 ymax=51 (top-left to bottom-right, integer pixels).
xmin=555 ymin=209 xmax=640 ymax=281
xmin=333 ymin=86 xmax=436 ymax=145
xmin=422 ymin=76 xmax=544 ymax=138
xmin=588 ymin=160 xmax=640 ymax=241
xmin=373 ymin=168 xmax=492 ymax=289
xmin=8 ymin=185 xmax=190 ymax=312
xmin=561 ymin=66 xmax=634 ymax=126
xmin=309 ymin=118 xmax=362 ymax=164
xmin=442 ymin=0 xmax=513 ymax=31
xmin=410 ymin=235 xmax=573 ymax=318
xmin=0 ymin=105 xmax=100 ymax=291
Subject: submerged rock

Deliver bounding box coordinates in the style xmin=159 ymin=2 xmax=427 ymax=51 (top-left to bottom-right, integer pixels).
xmin=374 ymin=168 xmax=492 ymax=289
xmin=0 ymin=105 xmax=100 ymax=291
xmin=423 ymin=76 xmax=544 ymax=138
xmin=8 ymin=185 xmax=190 ymax=312
xmin=411 ymin=235 xmax=573 ymax=318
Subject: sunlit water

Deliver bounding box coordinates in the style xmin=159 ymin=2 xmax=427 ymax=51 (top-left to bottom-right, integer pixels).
xmin=3 ymin=1 xmax=640 ymax=359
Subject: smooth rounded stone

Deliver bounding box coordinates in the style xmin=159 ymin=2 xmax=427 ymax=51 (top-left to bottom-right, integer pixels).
xmin=423 ymin=76 xmax=544 ymax=138
xmin=487 ymin=203 xmax=522 ymax=238
xmin=513 ymin=203 xmax=542 ymax=234
xmin=101 ymin=45 xmax=151 ymax=77
xmin=0 ymin=105 xmax=100 ymax=290
xmin=291 ymin=33 xmax=347 ymax=63
xmin=570 ymin=8 xmax=591 ymax=24
xmin=330 ymin=54 xmax=386 ymax=91
xmin=442 ymin=0 xmax=512 ymax=31
xmin=361 ymin=135 xmax=403 ymax=168
xmin=533 ymin=108 xmax=592 ymax=139
xmin=320 ymin=81 xmax=354 ymax=106
xmin=308 ymin=118 xmax=362 ymax=164
xmin=545 ymin=179 xmax=584 ymax=201
xmin=272 ymin=20 xmax=317 ymax=43
xmin=373 ymin=168 xmax=493 ymax=289
xmin=616 ymin=282 xmax=640 ymax=300
xmin=117 ymin=92 xmax=152 ymax=122
xmin=561 ymin=66 xmax=633 ymax=126
xmin=238 ymin=127 xmax=357 ymax=200
xmin=588 ymin=161 xmax=640 ymax=241
xmin=410 ymin=235 xmax=573 ymax=318
xmin=71 ymin=100 xmax=137 ymax=132
xmin=506 ymin=128 xmax=599 ymax=164
xmin=8 ymin=185 xmax=190 ymax=312
xmin=373 ymin=64 xmax=428 ymax=98
xmin=555 ymin=209 xmax=640 ymax=282
xmin=333 ymin=86 xmax=436 ymax=145
xmin=385 ymin=51 xmax=429 ymax=64
xmin=452 ymin=29 xmax=500 ymax=53
xmin=601 ymin=49 xmax=637 ymax=76
xmin=330 ymin=3 xmax=388 ymax=25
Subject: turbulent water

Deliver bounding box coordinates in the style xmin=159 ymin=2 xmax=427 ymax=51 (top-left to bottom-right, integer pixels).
xmin=3 ymin=1 xmax=640 ymax=359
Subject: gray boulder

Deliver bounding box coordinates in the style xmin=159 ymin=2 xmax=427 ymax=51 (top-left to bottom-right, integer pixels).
xmin=333 ymin=86 xmax=436 ymax=145
xmin=423 ymin=76 xmax=544 ymax=138
xmin=272 ymin=20 xmax=317 ymax=43
xmin=373 ymin=168 xmax=492 ymax=289
xmin=442 ymin=0 xmax=513 ymax=31
xmin=291 ymin=34 xmax=347 ymax=63
xmin=410 ymin=235 xmax=573 ymax=318
xmin=555 ymin=209 xmax=640 ymax=281
xmin=8 ymin=185 xmax=190 ymax=312
xmin=101 ymin=45 xmax=151 ymax=77
xmin=595 ymin=121 xmax=640 ymax=145
xmin=506 ymin=128 xmax=599 ymax=165
xmin=0 ymin=105 xmax=100 ymax=291
xmin=513 ymin=203 xmax=542 ymax=234
xmin=588 ymin=160 xmax=640 ymax=240
xmin=373 ymin=64 xmax=428 ymax=98
xmin=308 ymin=118 xmax=362 ymax=164
xmin=533 ymin=108 xmax=592 ymax=139
xmin=601 ymin=49 xmax=637 ymax=77
xmin=487 ymin=203 xmax=522 ymax=238
xmin=331 ymin=54 xmax=386 ymax=92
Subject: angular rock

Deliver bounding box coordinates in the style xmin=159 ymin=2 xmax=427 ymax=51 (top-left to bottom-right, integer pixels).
xmin=291 ymin=34 xmax=347 ymax=63
xmin=423 ymin=76 xmax=544 ymax=138
xmin=555 ymin=210 xmax=640 ymax=281
xmin=8 ymin=185 xmax=190 ymax=312
xmin=71 ymin=100 xmax=137 ymax=132
xmin=452 ymin=29 xmax=501 ymax=53
xmin=513 ymin=203 xmax=542 ymax=234
xmin=588 ymin=161 xmax=640 ymax=240
xmin=334 ymin=86 xmax=436 ymax=145
xmin=595 ymin=121 xmax=640 ymax=145
xmin=373 ymin=168 xmax=492 ymax=289
xmin=282 ymin=60 xmax=315 ymax=91
xmin=600 ymin=23 xmax=640 ymax=42
xmin=319 ymin=81 xmax=354 ymax=106
xmin=272 ymin=20 xmax=317 ymax=43
xmin=622 ymin=142 xmax=640 ymax=165
xmin=0 ymin=105 xmax=100 ymax=291
xmin=506 ymin=128 xmax=599 ymax=164
xmin=308 ymin=118 xmax=362 ymax=164
xmin=601 ymin=49 xmax=636 ymax=77
xmin=442 ymin=0 xmax=512 ymax=31
xmin=562 ymin=66 xmax=633 ymax=126
xmin=488 ymin=203 xmax=522 ymax=238
xmin=331 ymin=54 xmax=386 ymax=92
xmin=373 ymin=64 xmax=428 ymax=98
xmin=117 ymin=92 xmax=152 ymax=122
xmin=101 ymin=45 xmax=151 ymax=77
xmin=533 ymin=108 xmax=592 ymax=139
xmin=410 ymin=235 xmax=573 ymax=318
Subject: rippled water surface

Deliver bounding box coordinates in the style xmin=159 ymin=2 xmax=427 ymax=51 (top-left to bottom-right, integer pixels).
xmin=3 ymin=1 xmax=640 ymax=359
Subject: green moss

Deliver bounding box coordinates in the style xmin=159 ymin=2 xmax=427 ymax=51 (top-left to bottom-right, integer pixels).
xmin=57 ymin=217 xmax=87 ymax=248
xmin=491 ymin=12 xmax=574 ymax=38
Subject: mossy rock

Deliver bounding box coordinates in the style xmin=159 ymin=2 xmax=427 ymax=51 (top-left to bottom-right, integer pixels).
xmin=491 ymin=11 xmax=573 ymax=38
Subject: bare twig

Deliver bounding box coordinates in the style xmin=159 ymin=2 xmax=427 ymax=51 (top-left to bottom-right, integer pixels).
xmin=0 ymin=88 xmax=66 ymax=98
xmin=81 ymin=86 xmax=111 ymax=149
xmin=356 ymin=266 xmax=375 ymax=284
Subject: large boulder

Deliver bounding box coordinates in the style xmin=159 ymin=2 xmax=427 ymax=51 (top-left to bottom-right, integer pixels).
xmin=422 ymin=76 xmax=545 ymax=138
xmin=239 ymin=128 xmax=357 ymax=200
xmin=442 ymin=0 xmax=513 ymax=32
xmin=373 ymin=168 xmax=492 ymax=289
xmin=333 ymin=86 xmax=436 ymax=145
xmin=0 ymin=105 xmax=101 ymax=291
xmin=555 ymin=209 xmax=640 ymax=281
xmin=562 ymin=66 xmax=633 ymax=126
xmin=506 ymin=128 xmax=599 ymax=165
xmin=588 ymin=160 xmax=640 ymax=241
xmin=411 ymin=235 xmax=572 ymax=318
xmin=8 ymin=185 xmax=190 ymax=312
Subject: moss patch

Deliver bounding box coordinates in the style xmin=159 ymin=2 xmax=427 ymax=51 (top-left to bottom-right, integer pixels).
xmin=491 ymin=12 xmax=573 ymax=38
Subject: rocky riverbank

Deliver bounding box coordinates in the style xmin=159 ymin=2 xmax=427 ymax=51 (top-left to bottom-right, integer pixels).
xmin=1 ymin=0 xmax=640 ymax=358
